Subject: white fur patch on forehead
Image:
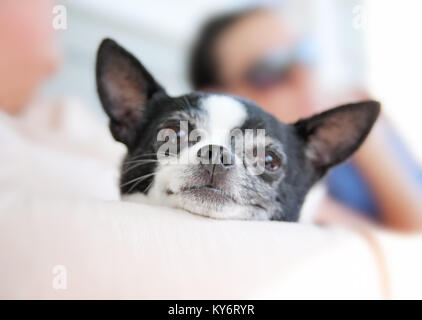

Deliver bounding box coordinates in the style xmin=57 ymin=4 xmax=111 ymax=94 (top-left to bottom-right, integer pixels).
xmin=200 ymin=95 xmax=247 ymax=144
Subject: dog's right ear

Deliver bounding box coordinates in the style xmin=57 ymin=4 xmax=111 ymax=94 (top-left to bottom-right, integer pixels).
xmin=294 ymin=100 xmax=380 ymax=174
xmin=96 ymin=38 xmax=165 ymax=145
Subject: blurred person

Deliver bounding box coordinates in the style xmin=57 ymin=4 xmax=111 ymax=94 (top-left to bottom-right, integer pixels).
xmin=0 ymin=0 xmax=123 ymax=200
xmin=189 ymin=7 xmax=422 ymax=231
xmin=0 ymin=0 xmax=60 ymax=114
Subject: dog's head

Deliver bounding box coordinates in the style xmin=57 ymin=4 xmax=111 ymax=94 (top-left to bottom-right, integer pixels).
xmin=96 ymin=39 xmax=380 ymax=221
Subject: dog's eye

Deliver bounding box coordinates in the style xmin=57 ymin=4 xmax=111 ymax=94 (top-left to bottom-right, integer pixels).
xmin=163 ymin=125 xmax=187 ymax=142
xmin=167 ymin=125 xmax=186 ymax=138
xmin=265 ymin=151 xmax=281 ymax=171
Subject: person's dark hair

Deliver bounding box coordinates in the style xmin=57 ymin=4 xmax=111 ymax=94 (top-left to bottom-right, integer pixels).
xmin=189 ymin=7 xmax=263 ymax=90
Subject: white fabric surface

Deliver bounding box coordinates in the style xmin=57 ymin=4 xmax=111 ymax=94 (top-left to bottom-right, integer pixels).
xmin=0 ymin=98 xmax=420 ymax=299
xmin=0 ymin=197 xmax=382 ymax=299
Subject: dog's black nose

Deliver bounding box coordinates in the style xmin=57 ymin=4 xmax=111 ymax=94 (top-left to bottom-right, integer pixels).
xmin=197 ymin=145 xmax=235 ymax=174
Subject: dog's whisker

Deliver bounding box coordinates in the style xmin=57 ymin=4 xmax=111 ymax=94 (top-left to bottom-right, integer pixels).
xmin=124 ymin=153 xmax=159 ymax=161
xmin=123 ymin=156 xmax=176 ymax=167
xmin=145 ymin=180 xmax=154 ymax=193
xmin=121 ymin=172 xmax=156 ymax=190
xmin=123 ymin=159 xmax=159 ymax=165
xmin=122 ymin=153 xmax=179 ymax=174
xmin=126 ymin=155 xmax=157 ymax=161
xmin=122 ymin=161 xmax=159 ymax=174
xmin=128 ymin=152 xmax=178 ymax=161
xmin=125 ymin=173 xmax=157 ymax=192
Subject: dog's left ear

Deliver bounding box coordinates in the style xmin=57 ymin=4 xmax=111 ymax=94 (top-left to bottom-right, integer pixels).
xmin=295 ymin=101 xmax=380 ymax=172
xmin=96 ymin=38 xmax=165 ymax=146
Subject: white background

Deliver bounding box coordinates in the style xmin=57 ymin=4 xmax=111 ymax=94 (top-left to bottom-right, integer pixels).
xmin=41 ymin=0 xmax=422 ymax=161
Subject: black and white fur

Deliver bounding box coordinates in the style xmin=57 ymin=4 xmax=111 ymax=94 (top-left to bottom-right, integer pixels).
xmin=96 ymin=39 xmax=380 ymax=221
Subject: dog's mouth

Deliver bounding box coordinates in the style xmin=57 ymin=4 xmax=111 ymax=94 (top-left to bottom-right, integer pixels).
xmin=167 ymin=185 xmax=236 ymax=204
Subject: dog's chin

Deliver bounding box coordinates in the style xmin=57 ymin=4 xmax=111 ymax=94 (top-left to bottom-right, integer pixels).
xmin=165 ymin=185 xmax=242 ymax=219
xmin=124 ymin=184 xmax=271 ymax=220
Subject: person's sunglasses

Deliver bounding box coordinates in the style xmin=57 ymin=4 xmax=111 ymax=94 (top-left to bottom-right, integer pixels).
xmin=243 ymin=39 xmax=316 ymax=89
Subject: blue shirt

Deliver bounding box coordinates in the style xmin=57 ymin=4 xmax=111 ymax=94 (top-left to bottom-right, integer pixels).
xmin=326 ymin=127 xmax=422 ymax=221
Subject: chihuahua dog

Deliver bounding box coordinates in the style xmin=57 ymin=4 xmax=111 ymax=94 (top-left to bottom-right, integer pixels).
xmin=96 ymin=39 xmax=380 ymax=221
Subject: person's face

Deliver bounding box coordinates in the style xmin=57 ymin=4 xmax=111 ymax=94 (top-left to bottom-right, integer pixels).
xmin=214 ymin=11 xmax=318 ymax=123
xmin=0 ymin=0 xmax=60 ymax=113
